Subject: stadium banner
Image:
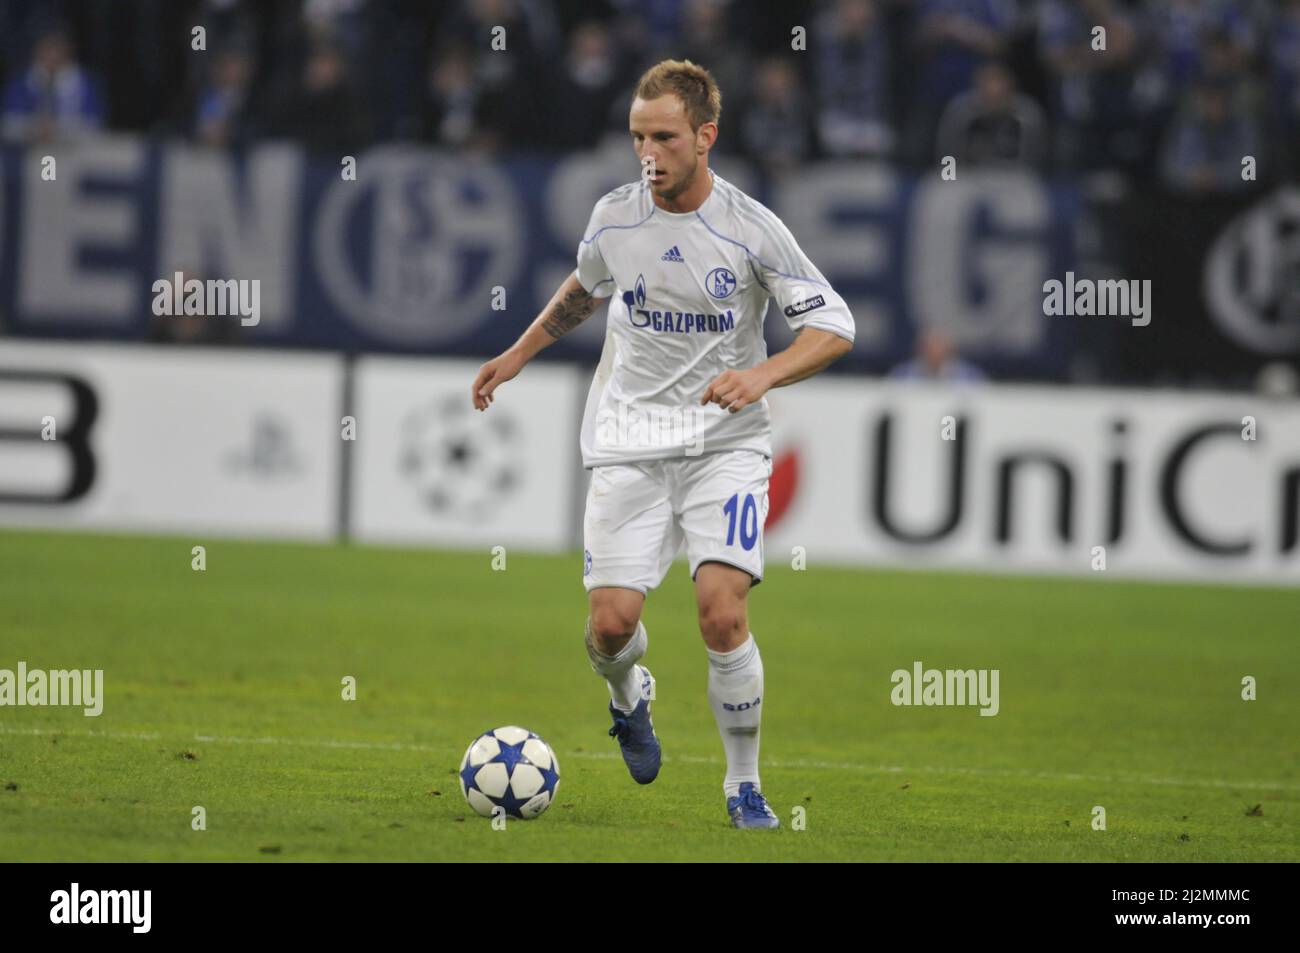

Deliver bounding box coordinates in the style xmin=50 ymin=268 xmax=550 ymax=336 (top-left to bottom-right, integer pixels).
xmin=1 ymin=338 xmax=1294 ymax=585
xmin=0 ymin=138 xmax=1079 ymax=379
xmin=349 ymin=355 xmax=582 ymax=550
xmin=0 ymin=340 xmax=343 ymax=539
xmin=764 ymin=381 xmax=1300 ymax=586
xmin=1119 ymin=185 xmax=1300 ymax=386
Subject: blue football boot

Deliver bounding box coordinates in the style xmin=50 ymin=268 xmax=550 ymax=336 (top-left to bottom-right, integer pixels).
xmin=727 ymin=782 xmax=780 ymax=829
xmin=607 ymin=665 xmax=660 ymax=784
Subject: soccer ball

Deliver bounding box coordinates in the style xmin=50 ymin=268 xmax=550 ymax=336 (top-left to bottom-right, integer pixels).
xmin=458 ymin=726 xmax=560 ymax=820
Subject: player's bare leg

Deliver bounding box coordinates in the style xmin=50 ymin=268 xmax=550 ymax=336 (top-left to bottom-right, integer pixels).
xmin=695 ymin=561 xmax=778 ymax=827
xmin=695 ymin=561 xmax=751 ymax=652
xmin=586 ymin=586 xmax=660 ymax=783
xmin=586 ymin=586 xmax=644 ymax=657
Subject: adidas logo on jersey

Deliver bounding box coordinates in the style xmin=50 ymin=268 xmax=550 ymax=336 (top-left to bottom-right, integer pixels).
xmin=660 ymin=245 xmax=685 ymax=262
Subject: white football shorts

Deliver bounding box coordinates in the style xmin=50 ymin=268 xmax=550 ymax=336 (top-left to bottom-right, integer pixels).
xmin=582 ymin=449 xmax=772 ymax=594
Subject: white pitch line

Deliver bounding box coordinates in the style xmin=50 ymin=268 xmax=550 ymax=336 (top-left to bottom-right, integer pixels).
xmin=2 ymin=724 xmax=1297 ymax=793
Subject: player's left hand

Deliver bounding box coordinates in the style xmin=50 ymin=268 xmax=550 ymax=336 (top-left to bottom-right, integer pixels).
xmin=700 ymin=368 xmax=770 ymax=413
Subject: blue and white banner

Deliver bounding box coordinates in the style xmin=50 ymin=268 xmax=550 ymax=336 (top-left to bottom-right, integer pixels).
xmin=0 ymin=138 xmax=1084 ymax=378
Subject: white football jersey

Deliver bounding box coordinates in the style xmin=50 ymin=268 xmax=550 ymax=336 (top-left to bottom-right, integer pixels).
xmin=574 ymin=169 xmax=855 ymax=469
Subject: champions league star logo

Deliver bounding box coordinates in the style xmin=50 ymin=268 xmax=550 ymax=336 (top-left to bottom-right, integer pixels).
xmin=399 ymin=395 xmax=518 ymax=517
xmin=706 ymin=267 xmax=736 ymax=299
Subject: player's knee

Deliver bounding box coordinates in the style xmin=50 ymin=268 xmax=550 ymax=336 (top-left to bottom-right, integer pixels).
xmin=588 ymin=607 xmax=640 ymax=653
xmin=698 ymin=602 xmax=747 ymax=651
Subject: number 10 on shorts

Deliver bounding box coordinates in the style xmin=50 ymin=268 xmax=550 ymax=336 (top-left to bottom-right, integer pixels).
xmin=723 ymin=493 xmax=760 ymax=551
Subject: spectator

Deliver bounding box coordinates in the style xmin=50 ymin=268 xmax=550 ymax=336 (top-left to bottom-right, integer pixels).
xmin=813 ymin=0 xmax=895 ymax=157
xmin=545 ymin=20 xmax=627 ymax=150
xmin=1159 ymin=75 xmax=1263 ymax=193
xmin=0 ymin=0 xmax=1288 ymax=190
xmin=1255 ymin=361 xmax=1300 ymax=398
xmin=678 ymin=0 xmax=750 ymax=150
xmin=891 ymin=328 xmax=988 ymax=382
xmin=1 ymin=26 xmax=105 ymax=143
xmin=301 ymin=0 xmax=370 ymax=67
xmin=198 ymin=0 xmax=256 ymax=54
xmin=1037 ymin=0 xmax=1145 ymax=171
xmin=936 ymin=59 xmax=1047 ymax=165
xmin=434 ymin=0 xmax=552 ymax=151
xmin=914 ymin=0 xmax=1015 ymax=105
xmin=194 ymin=45 xmax=255 ymax=148
xmin=423 ymin=44 xmax=484 ymax=150
xmin=267 ymin=42 xmax=369 ymax=154
xmin=148 ymin=269 xmax=242 ymax=346
xmin=904 ymin=0 xmax=1015 ymax=161
xmin=607 ymin=0 xmax=689 ymax=61
xmin=741 ymin=57 xmax=814 ymax=175
xmin=1144 ymin=0 xmax=1254 ymax=95
xmin=1268 ymin=0 xmax=1300 ymax=166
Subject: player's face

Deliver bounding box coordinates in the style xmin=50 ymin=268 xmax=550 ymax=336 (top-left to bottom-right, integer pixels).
xmin=629 ymin=95 xmax=711 ymax=200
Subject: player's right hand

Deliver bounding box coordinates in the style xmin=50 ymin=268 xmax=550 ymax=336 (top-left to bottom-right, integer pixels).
xmin=471 ymin=350 xmax=525 ymax=411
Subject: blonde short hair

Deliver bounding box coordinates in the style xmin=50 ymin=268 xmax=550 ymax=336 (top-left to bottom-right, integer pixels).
xmin=633 ymin=59 xmax=721 ymax=132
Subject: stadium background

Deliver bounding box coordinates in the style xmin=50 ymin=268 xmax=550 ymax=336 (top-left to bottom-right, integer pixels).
xmin=0 ymin=0 xmax=1297 ymax=862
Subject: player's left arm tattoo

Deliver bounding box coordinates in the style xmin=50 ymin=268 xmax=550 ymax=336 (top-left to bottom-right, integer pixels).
xmin=542 ymin=286 xmax=599 ymax=339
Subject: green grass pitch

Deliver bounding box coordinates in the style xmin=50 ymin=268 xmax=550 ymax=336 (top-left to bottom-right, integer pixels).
xmin=0 ymin=528 xmax=1296 ymax=861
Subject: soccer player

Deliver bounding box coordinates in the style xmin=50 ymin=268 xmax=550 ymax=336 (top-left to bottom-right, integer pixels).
xmin=471 ymin=59 xmax=854 ymax=828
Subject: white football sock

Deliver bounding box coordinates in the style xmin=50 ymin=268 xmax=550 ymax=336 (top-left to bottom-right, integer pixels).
xmin=707 ymin=633 xmax=763 ymax=799
xmin=585 ymin=617 xmax=648 ymax=713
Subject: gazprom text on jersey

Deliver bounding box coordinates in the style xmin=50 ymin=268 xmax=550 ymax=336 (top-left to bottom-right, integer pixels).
xmin=631 ymin=309 xmax=737 ymax=333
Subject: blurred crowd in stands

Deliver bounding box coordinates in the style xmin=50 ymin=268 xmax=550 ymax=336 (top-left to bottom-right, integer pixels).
xmin=1 ymin=0 xmax=1296 ymax=191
